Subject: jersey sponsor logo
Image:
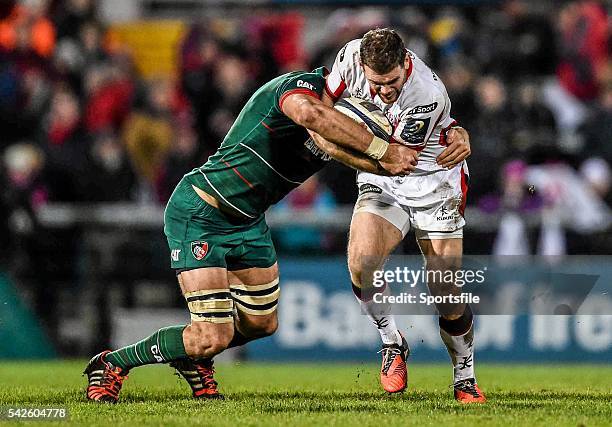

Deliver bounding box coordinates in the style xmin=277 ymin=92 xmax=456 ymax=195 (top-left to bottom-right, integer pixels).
xmin=304 ymin=138 xmax=332 ymax=161
xmin=297 ymin=80 xmax=315 ymax=91
xmin=359 ymin=183 xmax=383 ymax=195
xmin=406 ymin=102 xmax=438 ymax=115
xmin=171 ymin=249 xmax=181 ymax=262
xmin=436 ymin=206 xmax=457 ymax=221
xmin=150 ymin=345 xmax=164 ymax=362
xmin=400 ymin=117 xmax=431 ymax=145
xmin=191 ymin=241 xmax=209 ymax=260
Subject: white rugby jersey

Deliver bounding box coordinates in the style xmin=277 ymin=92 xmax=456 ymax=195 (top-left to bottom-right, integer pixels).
xmin=326 ymin=39 xmax=458 ymax=173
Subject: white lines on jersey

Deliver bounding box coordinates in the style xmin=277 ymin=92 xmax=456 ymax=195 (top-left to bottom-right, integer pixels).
xmin=239 ymin=143 xmax=303 ymax=185
xmin=198 ymin=169 xmax=256 ymax=219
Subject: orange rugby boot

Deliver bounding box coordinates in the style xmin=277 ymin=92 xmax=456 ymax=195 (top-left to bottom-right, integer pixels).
xmin=379 ymin=334 xmax=410 ymax=393
xmin=453 ymin=378 xmax=486 ymax=403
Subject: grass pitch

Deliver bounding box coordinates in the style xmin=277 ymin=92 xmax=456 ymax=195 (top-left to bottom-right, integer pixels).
xmin=0 ymin=361 xmax=610 ymax=426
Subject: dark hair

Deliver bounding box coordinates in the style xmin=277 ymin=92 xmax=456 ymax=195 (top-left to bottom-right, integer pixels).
xmin=360 ymin=28 xmax=407 ymax=74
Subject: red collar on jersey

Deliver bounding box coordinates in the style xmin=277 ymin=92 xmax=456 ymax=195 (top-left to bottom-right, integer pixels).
xmin=404 ymin=53 xmax=413 ymax=84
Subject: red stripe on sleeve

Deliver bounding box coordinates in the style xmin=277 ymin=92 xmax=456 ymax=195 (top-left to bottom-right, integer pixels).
xmin=325 ymin=80 xmax=346 ymax=102
xmin=223 ymin=160 xmax=255 ymax=189
xmin=261 ymin=121 xmax=274 ymax=133
xmin=279 ymin=88 xmax=320 ymax=111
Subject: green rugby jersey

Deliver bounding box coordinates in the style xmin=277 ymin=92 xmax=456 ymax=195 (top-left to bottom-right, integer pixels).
xmin=184 ymin=67 xmax=332 ymax=219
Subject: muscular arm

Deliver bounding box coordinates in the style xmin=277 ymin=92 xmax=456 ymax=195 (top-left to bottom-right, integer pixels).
xmin=308 ymin=131 xmax=390 ymax=175
xmin=282 ymin=91 xmax=417 ymax=176
xmin=281 ymin=93 xmax=377 ymax=154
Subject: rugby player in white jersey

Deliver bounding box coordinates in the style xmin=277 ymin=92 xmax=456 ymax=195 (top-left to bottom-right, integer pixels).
xmin=318 ymin=28 xmax=485 ymax=403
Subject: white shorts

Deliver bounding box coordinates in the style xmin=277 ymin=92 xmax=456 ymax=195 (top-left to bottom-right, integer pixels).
xmin=353 ymin=165 xmax=468 ymax=240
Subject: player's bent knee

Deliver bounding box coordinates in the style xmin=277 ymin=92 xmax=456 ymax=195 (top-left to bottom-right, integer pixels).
xmin=240 ymin=314 xmax=278 ymax=338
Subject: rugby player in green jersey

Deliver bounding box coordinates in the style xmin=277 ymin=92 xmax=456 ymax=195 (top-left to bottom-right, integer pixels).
xmin=83 ymin=67 xmax=420 ymax=402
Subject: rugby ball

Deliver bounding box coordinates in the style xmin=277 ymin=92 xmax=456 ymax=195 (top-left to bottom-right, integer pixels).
xmin=334 ymin=97 xmax=392 ymax=140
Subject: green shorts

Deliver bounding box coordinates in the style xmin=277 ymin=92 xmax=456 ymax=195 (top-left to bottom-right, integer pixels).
xmin=164 ymin=178 xmax=277 ymax=271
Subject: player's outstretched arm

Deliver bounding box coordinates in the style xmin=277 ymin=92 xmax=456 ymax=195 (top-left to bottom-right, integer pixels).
xmin=282 ymin=93 xmax=417 ymax=175
xmin=308 ymin=131 xmax=390 ymax=175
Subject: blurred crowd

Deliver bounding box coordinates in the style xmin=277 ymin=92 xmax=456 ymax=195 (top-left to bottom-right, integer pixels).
xmin=0 ymin=0 xmax=611 ymax=256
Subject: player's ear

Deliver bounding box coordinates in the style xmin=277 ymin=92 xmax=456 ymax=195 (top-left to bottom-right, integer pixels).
xmin=403 ymin=55 xmax=410 ymax=70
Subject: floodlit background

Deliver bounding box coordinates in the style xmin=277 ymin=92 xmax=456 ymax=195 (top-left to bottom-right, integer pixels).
xmin=0 ymin=0 xmax=610 ymax=362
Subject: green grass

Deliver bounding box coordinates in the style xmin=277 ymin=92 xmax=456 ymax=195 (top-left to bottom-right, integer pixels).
xmin=0 ymin=361 xmax=610 ymax=426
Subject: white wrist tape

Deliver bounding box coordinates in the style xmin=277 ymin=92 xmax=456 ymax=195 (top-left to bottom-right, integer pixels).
xmin=365 ymin=136 xmax=389 ymax=160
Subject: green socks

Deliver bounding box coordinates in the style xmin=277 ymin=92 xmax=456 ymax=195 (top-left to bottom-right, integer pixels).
xmin=105 ymin=325 xmax=188 ymax=371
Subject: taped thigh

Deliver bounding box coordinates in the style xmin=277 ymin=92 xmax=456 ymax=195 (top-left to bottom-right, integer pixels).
xmin=184 ymin=289 xmax=234 ymax=323
xmin=230 ymin=278 xmax=280 ymax=316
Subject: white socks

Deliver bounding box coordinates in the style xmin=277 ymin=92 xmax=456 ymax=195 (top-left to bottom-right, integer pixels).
xmin=439 ymin=307 xmax=476 ymax=382
xmin=352 ymin=283 xmax=402 ymax=345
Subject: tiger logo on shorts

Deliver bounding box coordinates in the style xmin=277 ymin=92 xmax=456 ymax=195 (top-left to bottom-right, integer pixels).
xmin=191 ymin=241 xmax=209 ymax=260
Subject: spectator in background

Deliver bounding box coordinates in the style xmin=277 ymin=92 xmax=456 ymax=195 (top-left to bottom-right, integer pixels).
xmin=580 ymin=157 xmax=611 ymax=206
xmin=156 ymin=116 xmax=202 ymax=203
xmin=468 ymin=75 xmax=515 ymax=200
xmin=556 ymin=0 xmax=608 ymax=102
xmin=3 ymin=142 xmax=48 ymax=211
xmin=84 ymin=62 xmax=134 ymax=134
xmin=543 ymin=0 xmax=609 ymax=134
xmin=2 ymin=142 xmax=49 ymax=266
xmin=0 ymin=58 xmax=51 ymax=144
xmin=207 ymin=54 xmax=255 ymax=144
xmin=2 ymin=141 xmax=60 ymax=341
xmin=428 ymin=7 xmax=470 ymax=68
xmin=492 ymin=160 xmax=534 ymax=257
xmin=77 ymin=20 xmax=107 ymax=66
xmin=122 ymin=78 xmax=174 ymax=202
xmin=511 ymin=81 xmax=557 ymax=157
xmin=179 ymin=25 xmax=221 ymax=150
xmin=475 ymin=0 xmax=556 ymax=82
xmin=41 ymin=85 xmax=86 ymax=201
xmin=0 ymin=0 xmax=55 ymax=58
xmin=580 ymin=71 xmax=612 ymax=164
xmin=51 ymin=0 xmax=96 ymax=40
xmin=440 ymin=57 xmax=478 ymax=128
xmin=78 ymin=130 xmax=135 ymax=202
